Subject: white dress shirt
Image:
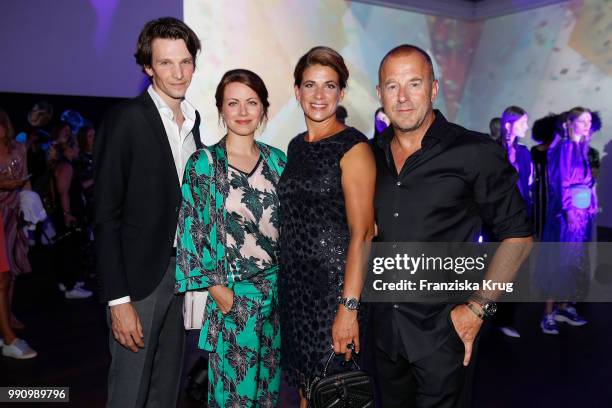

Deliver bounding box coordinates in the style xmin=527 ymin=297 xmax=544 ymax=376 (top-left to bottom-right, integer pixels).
xmin=109 ymin=86 xmax=199 ymax=307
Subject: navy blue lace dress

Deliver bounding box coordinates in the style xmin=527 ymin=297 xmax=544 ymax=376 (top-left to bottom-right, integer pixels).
xmin=277 ymin=127 xmax=368 ymax=391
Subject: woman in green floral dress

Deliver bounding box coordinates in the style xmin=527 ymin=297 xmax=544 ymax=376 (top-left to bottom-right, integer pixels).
xmin=176 ymin=69 xmax=286 ymax=407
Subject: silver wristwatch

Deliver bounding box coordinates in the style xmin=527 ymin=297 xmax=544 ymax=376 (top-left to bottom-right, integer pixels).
xmin=338 ymin=296 xmax=360 ymax=311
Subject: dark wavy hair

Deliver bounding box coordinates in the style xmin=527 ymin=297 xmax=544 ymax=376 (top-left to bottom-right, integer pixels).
xmin=531 ymin=113 xmax=559 ymax=145
xmin=135 ymin=17 xmax=201 ymax=73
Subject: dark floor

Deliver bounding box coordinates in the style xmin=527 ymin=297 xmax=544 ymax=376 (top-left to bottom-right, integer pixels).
xmin=1 ymin=246 xmax=611 ymax=407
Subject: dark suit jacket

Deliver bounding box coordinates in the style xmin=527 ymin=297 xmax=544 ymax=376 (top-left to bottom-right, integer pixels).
xmin=94 ymin=91 xmax=203 ymax=302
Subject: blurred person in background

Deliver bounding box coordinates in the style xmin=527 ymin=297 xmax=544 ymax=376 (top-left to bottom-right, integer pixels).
xmin=48 ymin=137 xmax=92 ymax=299
xmin=75 ymin=124 xmax=96 ymax=278
xmin=76 ymin=125 xmax=95 ymax=223
xmin=531 ymin=113 xmax=560 ymax=240
xmin=0 ymin=216 xmax=36 ymax=358
xmin=51 ymin=121 xmax=72 ymax=146
xmin=495 ymin=106 xmax=533 ymax=339
xmin=336 ymin=104 xmax=348 ymax=124
xmin=489 ymin=117 xmax=501 ymax=142
xmin=0 ymin=108 xmax=36 ymax=358
xmin=537 ymin=107 xmax=596 ymax=334
xmin=373 ymin=106 xmax=390 ymax=140
xmin=587 ymin=111 xmax=602 ymax=180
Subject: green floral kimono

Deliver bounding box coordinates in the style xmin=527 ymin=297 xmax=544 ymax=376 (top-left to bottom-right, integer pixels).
xmin=176 ymin=138 xmax=286 ymax=408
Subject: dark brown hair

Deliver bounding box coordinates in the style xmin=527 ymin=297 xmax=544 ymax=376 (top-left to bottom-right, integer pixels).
xmin=134 ymin=17 xmax=201 ymax=73
xmin=215 ymin=69 xmax=270 ymax=123
xmin=294 ymin=46 xmax=349 ymax=89
xmin=76 ymin=124 xmax=95 ymax=152
xmin=500 ymin=105 xmax=527 ymax=148
xmin=378 ymin=44 xmax=435 ymax=83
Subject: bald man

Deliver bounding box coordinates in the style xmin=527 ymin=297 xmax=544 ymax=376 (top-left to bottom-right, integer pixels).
xmin=369 ymin=44 xmax=532 ymax=408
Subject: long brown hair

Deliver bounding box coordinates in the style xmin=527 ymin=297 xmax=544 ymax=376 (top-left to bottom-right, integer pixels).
xmin=0 ymin=107 xmax=15 ymax=150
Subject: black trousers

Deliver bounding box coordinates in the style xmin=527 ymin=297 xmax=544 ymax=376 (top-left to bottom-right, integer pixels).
xmin=53 ymin=227 xmax=83 ymax=290
xmin=373 ymin=328 xmax=476 ymax=408
xmin=495 ymin=302 xmax=517 ymax=328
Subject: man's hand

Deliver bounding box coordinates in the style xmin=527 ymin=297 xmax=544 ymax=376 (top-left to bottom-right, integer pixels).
xmin=332 ymin=307 xmax=360 ymax=361
xmin=208 ymin=285 xmax=234 ymax=315
xmin=110 ymin=303 xmax=144 ymax=352
xmin=450 ymin=303 xmax=483 ymax=366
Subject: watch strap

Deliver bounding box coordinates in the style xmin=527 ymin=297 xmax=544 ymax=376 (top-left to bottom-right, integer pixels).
xmin=465 ymin=302 xmax=484 ymax=320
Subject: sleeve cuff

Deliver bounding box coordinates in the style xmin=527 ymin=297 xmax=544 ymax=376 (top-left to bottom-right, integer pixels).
xmin=108 ymin=296 xmax=131 ymax=306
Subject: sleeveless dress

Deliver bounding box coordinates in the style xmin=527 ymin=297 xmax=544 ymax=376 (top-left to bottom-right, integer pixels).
xmin=277 ymin=127 xmax=368 ymax=390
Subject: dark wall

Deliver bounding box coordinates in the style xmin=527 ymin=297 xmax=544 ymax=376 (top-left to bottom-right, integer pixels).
xmin=0 ymin=92 xmax=126 ymax=133
xmin=0 ymin=0 xmax=182 ymax=98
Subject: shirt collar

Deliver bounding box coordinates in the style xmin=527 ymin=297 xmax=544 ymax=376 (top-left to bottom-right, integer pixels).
xmin=377 ymin=109 xmax=448 ymax=162
xmin=147 ymin=85 xmax=196 ymax=123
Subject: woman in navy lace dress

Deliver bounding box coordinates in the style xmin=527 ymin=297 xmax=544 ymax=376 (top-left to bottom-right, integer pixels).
xmin=277 ymin=46 xmax=376 ymax=407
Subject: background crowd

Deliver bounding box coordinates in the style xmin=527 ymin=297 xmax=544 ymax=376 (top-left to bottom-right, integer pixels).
xmin=0 ymin=103 xmax=96 ymax=359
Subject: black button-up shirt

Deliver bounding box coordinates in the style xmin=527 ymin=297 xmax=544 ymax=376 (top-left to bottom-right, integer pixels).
xmin=370 ymin=110 xmax=531 ymax=361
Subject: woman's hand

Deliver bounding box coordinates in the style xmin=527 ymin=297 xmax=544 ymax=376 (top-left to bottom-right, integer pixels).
xmin=332 ymin=306 xmax=360 ymax=360
xmin=208 ymin=285 xmax=234 ymax=315
xmin=565 ymin=210 xmax=581 ymax=231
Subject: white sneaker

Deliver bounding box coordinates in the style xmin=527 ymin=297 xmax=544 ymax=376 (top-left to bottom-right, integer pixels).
xmin=65 ymin=286 xmax=93 ymax=299
xmin=499 ymin=326 xmax=521 ymax=338
xmin=58 ymin=281 xmax=85 ymax=292
xmin=2 ymin=338 xmax=37 ymax=359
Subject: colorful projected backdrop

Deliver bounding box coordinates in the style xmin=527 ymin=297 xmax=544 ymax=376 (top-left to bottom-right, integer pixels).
xmin=185 ymin=0 xmax=612 ymax=226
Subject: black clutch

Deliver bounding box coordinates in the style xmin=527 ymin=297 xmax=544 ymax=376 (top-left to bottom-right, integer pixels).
xmin=308 ymin=351 xmax=375 ymax=408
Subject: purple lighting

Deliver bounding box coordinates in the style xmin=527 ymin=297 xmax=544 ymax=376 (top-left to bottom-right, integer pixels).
xmin=89 ymin=0 xmax=121 ymax=55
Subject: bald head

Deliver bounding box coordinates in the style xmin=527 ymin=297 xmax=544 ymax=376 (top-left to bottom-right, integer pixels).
xmin=378 ymin=44 xmax=435 ymax=84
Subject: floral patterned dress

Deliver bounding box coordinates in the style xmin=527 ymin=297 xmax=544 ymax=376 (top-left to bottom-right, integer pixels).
xmin=176 ymin=139 xmax=286 ymax=408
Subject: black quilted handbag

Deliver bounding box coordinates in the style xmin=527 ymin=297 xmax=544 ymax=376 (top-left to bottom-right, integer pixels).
xmin=308 ymin=351 xmax=375 ymax=408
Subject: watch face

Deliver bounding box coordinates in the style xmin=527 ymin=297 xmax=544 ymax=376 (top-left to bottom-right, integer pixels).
xmin=483 ymin=302 xmax=497 ymax=316
xmin=346 ymin=298 xmax=359 ymax=310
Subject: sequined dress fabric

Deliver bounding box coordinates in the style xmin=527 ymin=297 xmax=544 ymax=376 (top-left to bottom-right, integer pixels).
xmin=277 ymin=127 xmax=368 ymax=389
